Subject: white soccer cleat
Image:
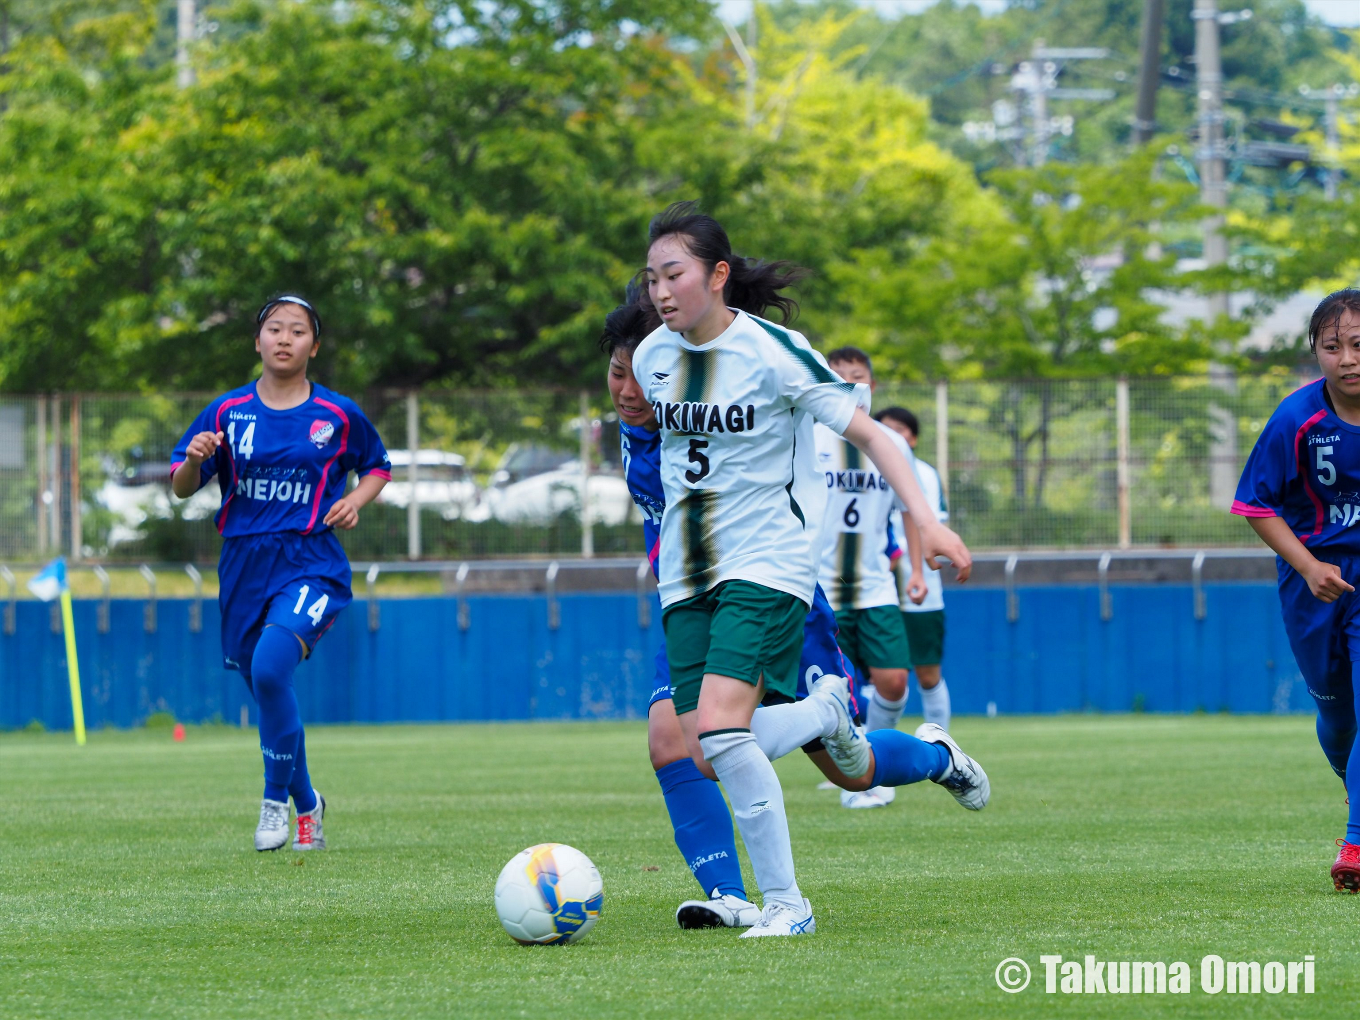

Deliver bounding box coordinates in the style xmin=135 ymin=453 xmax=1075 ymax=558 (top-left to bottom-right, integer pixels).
xmin=870 ymin=785 xmax=896 ymax=803
xmin=738 ymin=898 xmax=816 ymax=938
xmin=292 ymin=792 xmax=326 ymax=851
xmin=840 ymin=788 xmax=889 ymax=809
xmin=254 ymin=798 xmax=290 ymax=852
xmin=676 ymin=892 xmax=762 ymax=928
xmin=810 ymin=675 xmax=871 ymax=779
xmin=915 ymin=722 xmax=990 ymax=810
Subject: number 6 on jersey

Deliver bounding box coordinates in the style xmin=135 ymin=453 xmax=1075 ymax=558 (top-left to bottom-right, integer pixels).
xmin=293 ymin=584 xmax=330 ymax=625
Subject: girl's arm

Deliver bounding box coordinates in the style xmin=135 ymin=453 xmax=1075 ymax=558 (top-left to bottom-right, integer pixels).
xmin=1248 ymin=515 xmax=1354 ymax=602
xmin=842 ymin=408 xmax=971 ymax=581
xmin=323 ymin=473 xmax=388 ymax=530
xmin=172 ymin=431 xmax=223 ymax=498
xmin=900 ymin=511 xmax=927 ymax=604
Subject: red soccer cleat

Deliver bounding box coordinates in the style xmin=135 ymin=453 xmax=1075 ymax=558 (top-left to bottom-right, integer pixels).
xmin=1332 ymin=840 xmax=1360 ymax=893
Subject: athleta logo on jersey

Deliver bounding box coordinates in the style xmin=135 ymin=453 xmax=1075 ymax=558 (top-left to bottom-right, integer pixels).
xmin=652 ymin=401 xmax=756 ymax=434
xmin=308 ymin=420 xmax=335 ymax=448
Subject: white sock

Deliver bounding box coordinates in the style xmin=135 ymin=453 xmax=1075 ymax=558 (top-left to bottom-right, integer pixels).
xmin=919 ymin=678 xmax=951 ymax=731
xmin=700 ymin=729 xmax=802 ymax=911
xmin=865 ymin=689 xmax=907 ymax=732
xmin=750 ymin=699 xmax=836 ymax=761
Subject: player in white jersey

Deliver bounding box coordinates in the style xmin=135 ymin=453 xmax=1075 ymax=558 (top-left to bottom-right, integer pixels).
xmin=818 ymin=348 xmax=925 ymax=747
xmin=634 ymin=202 xmax=977 ymax=937
xmin=879 ymin=406 xmax=952 ymax=731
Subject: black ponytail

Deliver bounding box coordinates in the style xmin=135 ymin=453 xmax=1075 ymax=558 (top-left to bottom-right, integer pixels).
xmin=647 ymin=201 xmax=810 ymax=325
xmin=598 ymin=280 xmax=661 ymax=357
xmin=1309 ymin=289 xmax=1360 ymax=353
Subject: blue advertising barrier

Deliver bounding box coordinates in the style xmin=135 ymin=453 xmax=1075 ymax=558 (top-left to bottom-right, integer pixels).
xmin=0 ymin=583 xmax=1310 ymax=731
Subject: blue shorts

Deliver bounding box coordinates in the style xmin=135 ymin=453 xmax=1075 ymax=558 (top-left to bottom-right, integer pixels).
xmin=1279 ymin=555 xmax=1360 ymax=709
xmin=218 ymin=531 xmax=352 ymax=673
xmin=647 ymin=584 xmax=859 ymax=714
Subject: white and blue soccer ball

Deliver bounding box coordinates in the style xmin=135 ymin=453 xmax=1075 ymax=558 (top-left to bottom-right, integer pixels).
xmin=494 ymin=843 xmax=603 ymax=945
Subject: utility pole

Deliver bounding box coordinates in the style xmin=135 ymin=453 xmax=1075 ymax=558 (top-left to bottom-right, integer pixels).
xmin=1324 ymin=84 xmax=1342 ymax=201
xmin=1133 ymin=0 xmax=1165 ymax=145
xmin=1008 ymin=43 xmax=1109 ymax=167
xmin=1194 ymin=0 xmax=1236 ymax=509
xmin=177 ymin=0 xmax=196 ymax=90
xmin=1031 ymin=41 xmax=1050 ymax=167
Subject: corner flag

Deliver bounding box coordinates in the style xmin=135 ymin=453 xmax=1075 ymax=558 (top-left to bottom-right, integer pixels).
xmin=27 ymin=558 xmax=86 ymax=746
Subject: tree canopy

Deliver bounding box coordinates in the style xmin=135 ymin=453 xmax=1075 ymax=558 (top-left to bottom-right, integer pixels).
xmin=0 ymin=0 xmax=1353 ymax=394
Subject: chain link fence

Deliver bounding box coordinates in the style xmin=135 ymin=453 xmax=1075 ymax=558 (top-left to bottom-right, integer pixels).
xmin=0 ymin=373 xmax=1312 ymax=564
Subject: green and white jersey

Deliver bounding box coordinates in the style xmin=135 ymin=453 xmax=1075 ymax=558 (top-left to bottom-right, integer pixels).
xmin=898 ymin=457 xmax=949 ymax=613
xmin=815 ymin=421 xmax=914 ymax=611
xmin=631 ymin=310 xmax=866 ymax=609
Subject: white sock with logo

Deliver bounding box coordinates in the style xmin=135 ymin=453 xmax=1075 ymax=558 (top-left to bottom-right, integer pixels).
xmin=699 ymin=729 xmax=803 ymax=911
xmin=919 ymin=678 xmax=951 ymax=731
xmin=865 ymin=688 xmax=907 ymax=732
xmin=750 ymin=699 xmax=837 ymax=761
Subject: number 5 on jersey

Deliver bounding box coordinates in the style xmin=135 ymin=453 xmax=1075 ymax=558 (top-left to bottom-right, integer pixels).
xmin=293 ymin=584 xmax=330 ymax=626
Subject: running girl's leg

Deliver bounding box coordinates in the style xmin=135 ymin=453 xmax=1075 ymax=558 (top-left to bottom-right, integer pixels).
xmin=251 ymin=625 xmax=308 ymax=805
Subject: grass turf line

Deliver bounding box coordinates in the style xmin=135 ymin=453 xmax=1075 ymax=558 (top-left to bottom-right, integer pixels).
xmin=0 ymin=716 xmax=1354 ymax=1019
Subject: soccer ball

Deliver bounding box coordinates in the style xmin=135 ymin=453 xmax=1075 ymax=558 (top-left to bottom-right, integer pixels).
xmin=494 ymin=843 xmax=603 ymax=945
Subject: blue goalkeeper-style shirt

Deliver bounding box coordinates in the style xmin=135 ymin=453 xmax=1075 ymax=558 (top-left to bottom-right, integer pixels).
xmin=621 ymin=421 xmax=664 ymax=575
xmin=1233 ymin=378 xmax=1360 ymax=555
xmin=172 ymin=381 xmax=391 ymax=538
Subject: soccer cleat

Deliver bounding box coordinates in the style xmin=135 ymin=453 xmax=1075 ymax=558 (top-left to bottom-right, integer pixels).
xmin=840 ymin=788 xmax=889 ymax=809
xmin=254 ymin=798 xmax=290 ymax=852
xmin=738 ymin=898 xmax=816 ymax=938
xmin=676 ymin=892 xmax=762 ymax=929
xmin=810 ymin=675 xmax=871 ymax=779
xmin=1332 ymin=840 xmax=1360 ymax=892
xmin=915 ymin=722 xmax=990 ymax=810
xmin=293 ymin=792 xmax=326 ymax=851
xmin=871 ymin=785 xmax=896 ymax=804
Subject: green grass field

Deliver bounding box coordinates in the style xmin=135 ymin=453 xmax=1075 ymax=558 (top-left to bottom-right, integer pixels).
xmin=1 ymin=716 xmax=1355 ymax=1019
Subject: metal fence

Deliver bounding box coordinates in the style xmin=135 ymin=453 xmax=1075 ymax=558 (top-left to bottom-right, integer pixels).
xmin=0 ymin=373 xmax=1310 ymax=563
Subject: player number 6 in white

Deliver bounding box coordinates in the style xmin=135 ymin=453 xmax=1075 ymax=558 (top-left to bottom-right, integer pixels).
xmin=292 ymin=585 xmax=330 ymax=625
xmin=1317 ymin=445 xmax=1336 ymax=486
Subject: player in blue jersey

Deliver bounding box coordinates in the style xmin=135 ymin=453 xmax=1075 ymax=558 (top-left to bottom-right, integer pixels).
xmin=1234 ymin=289 xmax=1360 ymax=892
xmin=604 ymin=291 xmax=988 ymax=928
xmin=172 ymin=295 xmax=390 ymax=852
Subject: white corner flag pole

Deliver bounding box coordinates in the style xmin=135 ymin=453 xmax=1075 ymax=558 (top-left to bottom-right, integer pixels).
xmin=61 ymin=588 xmax=86 ymax=746
xmin=29 ymin=557 xmax=85 ymax=746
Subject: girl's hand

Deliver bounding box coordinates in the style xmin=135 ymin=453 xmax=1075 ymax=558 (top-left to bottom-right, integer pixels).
xmin=1306 ymin=561 xmax=1355 ymax=603
xmin=185 ymin=431 xmax=224 ymax=464
xmin=920 ymin=520 xmax=972 ymax=582
xmin=906 ymin=571 xmax=928 ymax=605
xmin=323 ymin=496 xmax=360 ymax=530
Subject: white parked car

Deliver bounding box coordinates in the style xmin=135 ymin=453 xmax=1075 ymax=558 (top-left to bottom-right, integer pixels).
xmin=481 ymin=460 xmax=637 ymax=525
xmin=97 ymin=462 xmax=219 ymax=547
xmin=375 ymin=450 xmax=482 ymax=520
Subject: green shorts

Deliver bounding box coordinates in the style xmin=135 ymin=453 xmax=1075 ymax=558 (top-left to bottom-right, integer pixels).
xmin=663 ymin=580 xmax=807 ymax=715
xmin=834 ymin=604 xmax=912 ymax=673
xmin=902 ymin=609 xmax=945 ymax=667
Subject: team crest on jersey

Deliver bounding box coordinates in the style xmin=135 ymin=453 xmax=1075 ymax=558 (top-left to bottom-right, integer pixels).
xmin=308 ymin=419 xmax=335 ymax=448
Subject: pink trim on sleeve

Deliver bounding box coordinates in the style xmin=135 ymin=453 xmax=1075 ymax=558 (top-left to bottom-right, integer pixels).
xmin=305 ymin=397 xmax=351 ymax=534
xmin=169 ymin=461 xmax=184 ymax=477
xmin=366 ymin=468 xmax=392 ymax=482
xmin=1230 ymin=500 xmax=1277 ymax=518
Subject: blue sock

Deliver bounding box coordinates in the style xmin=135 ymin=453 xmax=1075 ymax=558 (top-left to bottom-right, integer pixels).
xmin=655 ymin=758 xmax=746 ymax=899
xmin=868 ymin=729 xmax=950 ymax=787
xmin=251 ymin=626 xmax=305 ymax=804
xmin=288 ymin=731 xmax=317 ymax=814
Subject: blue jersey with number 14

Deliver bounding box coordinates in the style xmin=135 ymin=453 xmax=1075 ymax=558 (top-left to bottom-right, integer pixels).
xmin=172 ymin=380 xmax=391 ymax=539
xmin=1233 ymin=378 xmax=1360 ymax=555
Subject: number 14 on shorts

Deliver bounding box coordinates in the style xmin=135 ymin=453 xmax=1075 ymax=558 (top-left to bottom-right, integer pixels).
xmin=293 ymin=585 xmax=330 ymax=625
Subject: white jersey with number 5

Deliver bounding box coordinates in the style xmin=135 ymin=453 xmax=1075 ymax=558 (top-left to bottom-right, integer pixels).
xmin=631 ymin=310 xmax=866 ymax=609
xmin=815 ymin=421 xmax=913 ymax=611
